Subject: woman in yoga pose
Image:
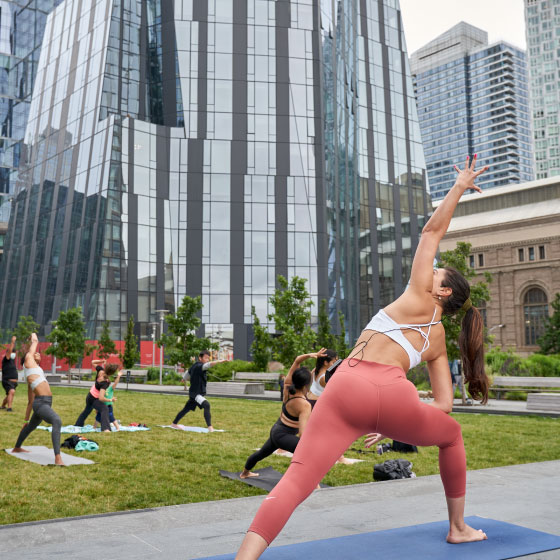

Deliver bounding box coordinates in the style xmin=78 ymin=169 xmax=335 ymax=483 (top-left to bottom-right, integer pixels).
xmin=240 ymin=351 xmax=325 ymax=479
xmin=305 ymin=349 xmax=337 ymax=408
xmin=12 ymin=333 xmax=64 ymax=466
xmin=235 ymin=156 xmax=490 ymax=558
xmin=75 ymin=361 xmax=113 ymax=431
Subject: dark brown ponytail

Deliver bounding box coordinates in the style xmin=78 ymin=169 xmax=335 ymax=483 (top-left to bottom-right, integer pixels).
xmin=441 ymin=267 xmax=489 ymax=404
xmin=458 ymin=306 xmax=488 ymax=404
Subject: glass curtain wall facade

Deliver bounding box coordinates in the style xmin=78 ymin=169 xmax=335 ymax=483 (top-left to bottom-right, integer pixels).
xmin=525 ymin=0 xmax=560 ymax=178
xmin=411 ymin=23 xmax=534 ymax=200
xmin=0 ymin=0 xmax=428 ymax=358
xmin=0 ymin=0 xmax=63 ymax=224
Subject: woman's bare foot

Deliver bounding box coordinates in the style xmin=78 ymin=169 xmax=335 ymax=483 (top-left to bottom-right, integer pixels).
xmin=54 ymin=455 xmax=66 ymax=466
xmin=171 ymin=423 xmax=180 ymax=429
xmin=447 ymin=523 xmax=488 ymax=544
xmin=240 ymin=469 xmax=259 ymax=479
xmin=208 ymin=426 xmax=214 ymax=432
xmin=11 ymin=447 xmax=29 ymax=453
xmin=336 ymin=455 xmax=353 ymax=465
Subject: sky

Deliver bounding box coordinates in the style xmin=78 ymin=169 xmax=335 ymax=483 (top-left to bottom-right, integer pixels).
xmin=399 ymin=0 xmax=527 ymax=56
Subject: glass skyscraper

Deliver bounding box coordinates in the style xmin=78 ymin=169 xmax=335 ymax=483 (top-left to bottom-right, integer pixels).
xmin=0 ymin=0 xmax=64 ymax=249
xmin=0 ymin=0 xmax=429 ymax=359
xmin=525 ymin=0 xmax=560 ymax=179
xmin=411 ymin=22 xmax=534 ymax=200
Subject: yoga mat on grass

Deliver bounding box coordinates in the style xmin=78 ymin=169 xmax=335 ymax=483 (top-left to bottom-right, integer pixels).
xmin=219 ymin=467 xmax=329 ymax=492
xmin=5 ymin=446 xmax=95 ymax=466
xmin=159 ymin=425 xmax=224 ymax=433
xmin=199 ymin=516 xmax=560 ymax=560
xmin=37 ymin=424 xmax=150 ymax=433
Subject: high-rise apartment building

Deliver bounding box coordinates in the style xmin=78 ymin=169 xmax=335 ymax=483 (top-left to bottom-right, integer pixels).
xmin=411 ymin=22 xmax=534 ymax=200
xmin=0 ymin=0 xmax=430 ymax=358
xmin=525 ymin=0 xmax=560 ymax=179
xmin=0 ymin=0 xmax=64 ymax=255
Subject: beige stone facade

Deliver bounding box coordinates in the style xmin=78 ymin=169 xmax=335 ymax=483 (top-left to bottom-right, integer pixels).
xmin=436 ymin=177 xmax=560 ymax=356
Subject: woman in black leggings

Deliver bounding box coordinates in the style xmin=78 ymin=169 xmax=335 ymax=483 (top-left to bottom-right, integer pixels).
xmin=75 ymin=365 xmax=113 ymax=431
xmin=240 ymin=350 xmax=326 ymax=479
xmin=13 ymin=333 xmax=64 ymax=466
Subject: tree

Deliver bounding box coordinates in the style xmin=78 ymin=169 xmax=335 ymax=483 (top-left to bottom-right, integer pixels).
xmin=538 ymin=293 xmax=560 ymax=354
xmin=158 ymin=296 xmax=217 ymax=369
xmin=251 ymin=306 xmax=271 ymax=371
xmin=97 ymin=321 xmax=116 ymax=359
xmin=437 ymin=241 xmax=492 ymax=360
xmin=336 ymin=311 xmax=350 ymax=359
xmin=45 ymin=307 xmax=96 ymax=367
xmin=120 ymin=316 xmax=140 ymax=369
xmin=268 ymin=275 xmax=317 ymax=367
xmin=317 ymin=299 xmax=336 ymax=350
xmin=12 ymin=315 xmax=40 ymax=361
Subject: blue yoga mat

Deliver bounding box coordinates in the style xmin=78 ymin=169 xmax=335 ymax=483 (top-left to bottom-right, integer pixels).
xmin=200 ymin=516 xmax=560 ymax=560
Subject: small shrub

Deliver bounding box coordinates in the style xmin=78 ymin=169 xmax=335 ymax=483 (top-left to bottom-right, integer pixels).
xmin=408 ymin=363 xmax=430 ymax=388
xmin=209 ymin=360 xmax=260 ymax=381
xmin=525 ymin=354 xmax=560 ymax=377
xmin=485 ymin=349 xmax=528 ymax=376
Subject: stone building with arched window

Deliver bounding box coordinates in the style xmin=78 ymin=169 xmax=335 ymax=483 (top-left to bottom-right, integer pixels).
xmin=437 ymin=176 xmax=560 ymax=356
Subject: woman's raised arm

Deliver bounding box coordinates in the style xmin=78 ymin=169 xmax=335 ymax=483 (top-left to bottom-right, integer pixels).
xmin=407 ymin=155 xmax=488 ymax=294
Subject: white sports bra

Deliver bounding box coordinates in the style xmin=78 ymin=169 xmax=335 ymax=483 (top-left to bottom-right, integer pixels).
xmin=24 ymin=365 xmax=47 ymax=390
xmin=309 ymin=372 xmax=326 ymax=397
xmin=363 ymin=307 xmax=441 ymax=370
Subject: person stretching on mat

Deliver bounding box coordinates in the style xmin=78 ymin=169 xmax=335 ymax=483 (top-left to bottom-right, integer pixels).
xmin=75 ymin=362 xmax=113 ymax=432
xmin=240 ymin=351 xmax=324 ymax=479
xmin=235 ymin=155 xmax=490 ymax=559
xmin=306 ymin=349 xmax=337 ymax=408
xmin=12 ymin=333 xmax=64 ymax=466
xmin=171 ymin=350 xmax=227 ymax=432
xmin=93 ymin=364 xmax=122 ymax=431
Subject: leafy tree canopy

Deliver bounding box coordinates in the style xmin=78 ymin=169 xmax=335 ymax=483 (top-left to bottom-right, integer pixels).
xmin=538 ymin=293 xmax=560 ymax=355
xmin=268 ymin=275 xmax=317 ymax=367
xmin=120 ymin=315 xmax=140 ymax=369
xmin=97 ymin=321 xmax=117 ymax=359
xmin=45 ymin=307 xmax=95 ymax=367
xmin=158 ymin=296 xmax=217 ymax=369
xmin=437 ymin=241 xmax=492 ymax=360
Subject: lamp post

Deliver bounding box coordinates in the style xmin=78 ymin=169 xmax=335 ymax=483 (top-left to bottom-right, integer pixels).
xmin=488 ymin=324 xmax=505 ymax=351
xmin=155 ymin=310 xmax=169 ymax=385
xmin=149 ymin=322 xmax=158 ymax=368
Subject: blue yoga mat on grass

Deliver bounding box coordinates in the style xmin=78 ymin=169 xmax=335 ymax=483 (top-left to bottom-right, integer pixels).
xmin=200 ymin=516 xmax=560 ymax=560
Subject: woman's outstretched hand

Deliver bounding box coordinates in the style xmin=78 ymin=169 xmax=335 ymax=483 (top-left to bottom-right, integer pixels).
xmin=453 ymin=154 xmax=488 ymax=193
xmin=364 ymin=433 xmax=386 ymax=448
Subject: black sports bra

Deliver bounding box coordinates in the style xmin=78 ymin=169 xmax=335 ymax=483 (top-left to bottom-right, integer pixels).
xmin=281 ymin=396 xmax=307 ymax=422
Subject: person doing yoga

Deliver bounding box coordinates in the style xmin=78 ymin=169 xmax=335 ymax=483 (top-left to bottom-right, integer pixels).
xmin=171 ymin=350 xmax=227 ymax=432
xmin=306 ymin=349 xmax=337 ymax=408
xmin=75 ymin=360 xmax=113 ymax=432
xmin=240 ymin=352 xmax=322 ymax=479
xmin=235 ymin=155 xmax=490 ymax=559
xmin=12 ymin=333 xmax=64 ymax=466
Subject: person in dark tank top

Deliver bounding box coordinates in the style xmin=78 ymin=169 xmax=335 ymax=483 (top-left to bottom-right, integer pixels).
xmin=240 ymin=349 xmax=327 ymax=479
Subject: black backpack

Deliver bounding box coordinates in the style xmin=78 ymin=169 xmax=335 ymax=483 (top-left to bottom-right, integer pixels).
xmin=61 ymin=435 xmax=81 ymax=449
xmin=392 ymin=440 xmax=418 ymax=453
xmin=373 ymin=459 xmax=415 ymax=481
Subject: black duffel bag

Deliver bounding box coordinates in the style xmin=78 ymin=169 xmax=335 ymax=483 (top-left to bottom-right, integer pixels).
xmin=373 ymin=459 xmax=416 ymax=481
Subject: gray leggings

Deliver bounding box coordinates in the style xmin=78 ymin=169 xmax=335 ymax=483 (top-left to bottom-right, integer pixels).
xmin=15 ymin=395 xmax=62 ymax=455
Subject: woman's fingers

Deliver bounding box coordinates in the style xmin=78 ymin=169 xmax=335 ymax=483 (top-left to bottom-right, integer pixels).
xmin=453 ymin=164 xmax=460 ymax=173
xmin=470 ymin=153 xmax=477 ymax=171
xmin=464 ymin=155 xmax=469 ymax=171
xmin=474 ymin=165 xmax=489 ymax=177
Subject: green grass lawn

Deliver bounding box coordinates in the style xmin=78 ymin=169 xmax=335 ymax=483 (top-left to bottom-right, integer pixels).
xmin=0 ymin=386 xmax=559 ymax=525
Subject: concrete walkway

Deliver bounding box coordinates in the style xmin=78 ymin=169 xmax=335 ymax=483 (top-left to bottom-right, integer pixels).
xmin=1 ymin=460 xmax=559 ymax=559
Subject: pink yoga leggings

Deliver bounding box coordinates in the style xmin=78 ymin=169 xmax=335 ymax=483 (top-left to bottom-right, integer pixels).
xmin=248 ymin=359 xmax=466 ymax=545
